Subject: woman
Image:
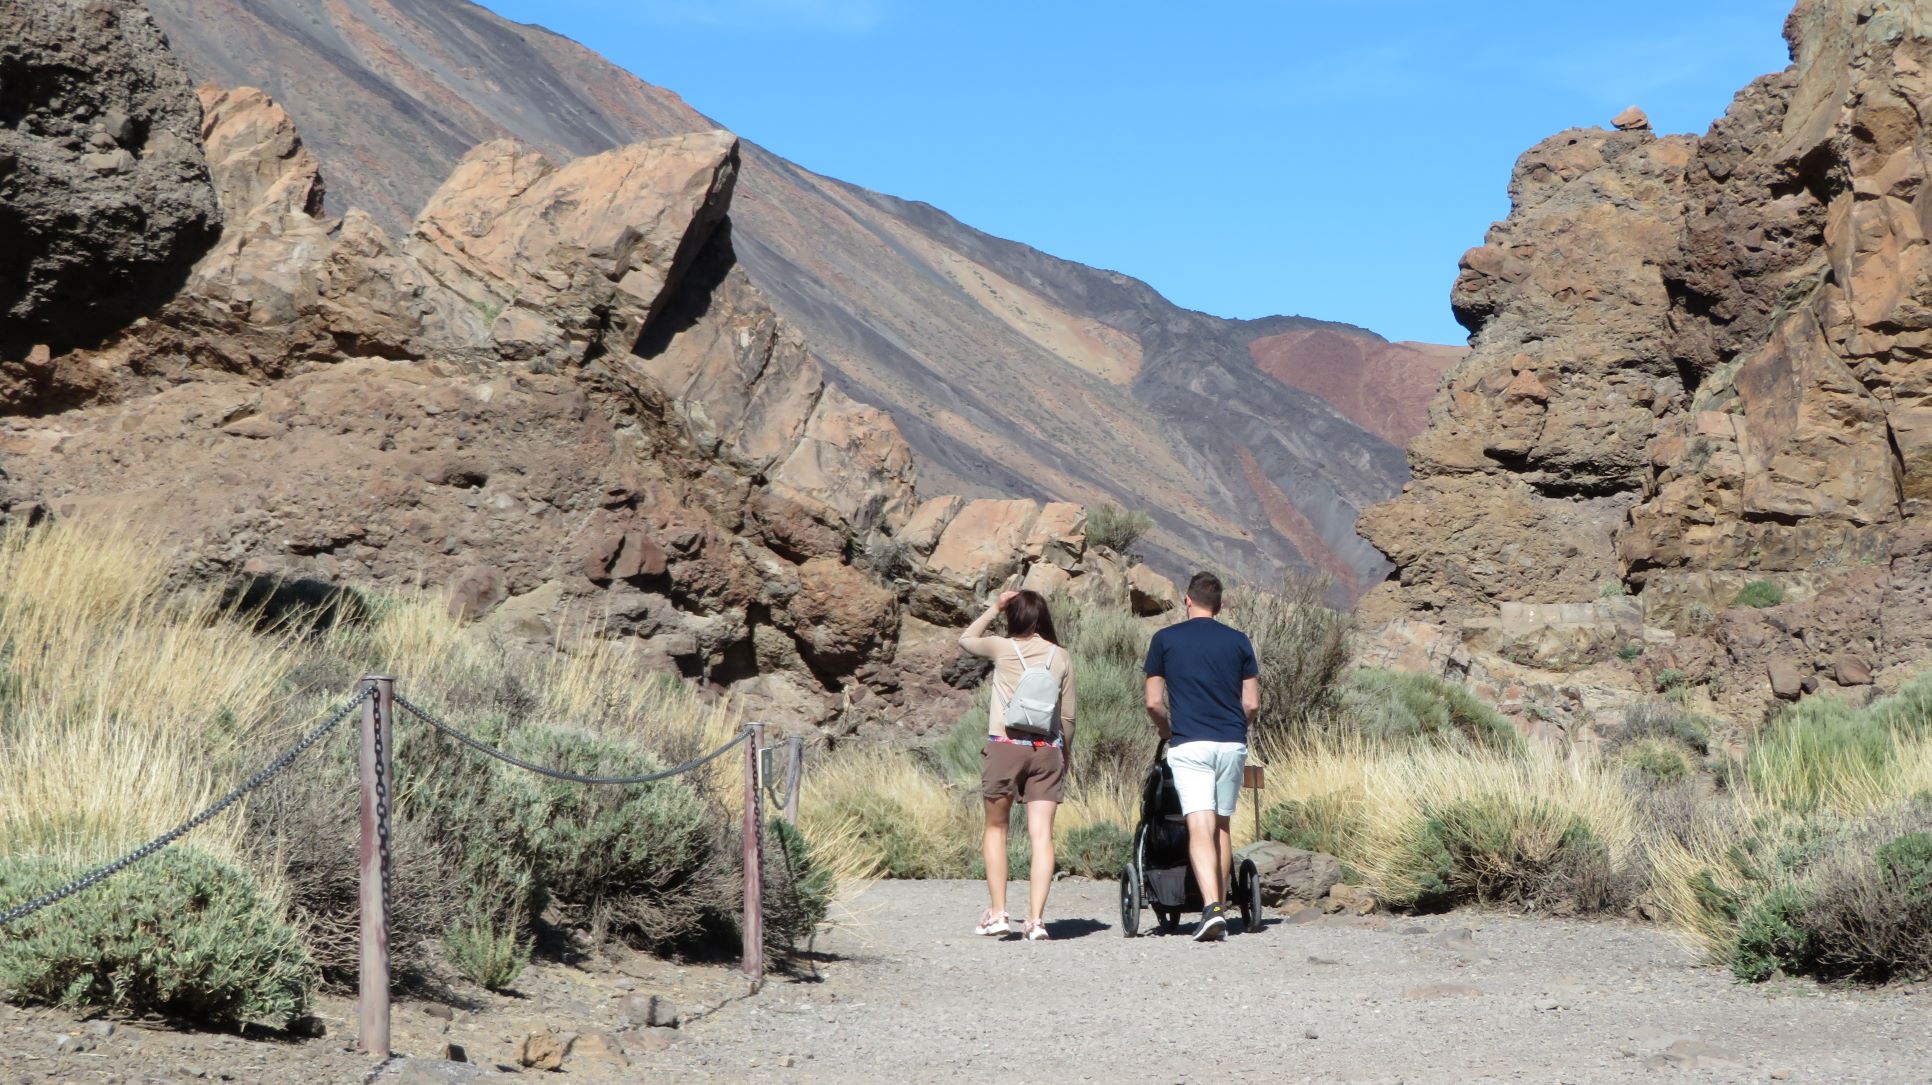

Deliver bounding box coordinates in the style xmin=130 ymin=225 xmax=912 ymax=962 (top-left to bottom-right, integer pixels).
xmin=959 ymin=588 xmax=1076 ymax=940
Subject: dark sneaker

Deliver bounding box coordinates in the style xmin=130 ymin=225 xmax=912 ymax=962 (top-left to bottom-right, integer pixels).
xmin=1193 ymin=902 xmax=1228 ymax=942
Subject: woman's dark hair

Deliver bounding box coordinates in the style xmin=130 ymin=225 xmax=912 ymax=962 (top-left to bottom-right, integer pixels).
xmin=1002 ymin=589 xmax=1060 ymax=646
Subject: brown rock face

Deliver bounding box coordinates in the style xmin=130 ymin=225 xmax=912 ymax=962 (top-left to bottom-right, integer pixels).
xmin=1 ymin=85 xmax=1131 ymax=734
xmin=1363 ymin=0 xmax=1932 ymax=724
xmin=0 ymin=0 xmax=220 ymax=358
xmin=137 ymin=0 xmax=1449 ymax=599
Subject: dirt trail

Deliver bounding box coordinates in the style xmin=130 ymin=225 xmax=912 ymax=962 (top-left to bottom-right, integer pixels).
xmin=8 ymin=879 xmax=1932 ymax=1084
xmin=646 ymin=879 xmax=1932 ymax=1084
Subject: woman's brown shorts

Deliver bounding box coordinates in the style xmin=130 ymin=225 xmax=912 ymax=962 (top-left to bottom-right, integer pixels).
xmin=981 ymin=740 xmax=1066 ymax=803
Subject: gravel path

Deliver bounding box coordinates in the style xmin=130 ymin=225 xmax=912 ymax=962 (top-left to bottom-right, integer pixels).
xmin=636 ymin=879 xmax=1932 ymax=1084
xmin=10 ymin=879 xmax=1932 ymax=1084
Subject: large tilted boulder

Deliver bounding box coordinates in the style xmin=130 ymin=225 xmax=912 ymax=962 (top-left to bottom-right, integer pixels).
xmin=0 ymin=0 xmax=220 ymax=361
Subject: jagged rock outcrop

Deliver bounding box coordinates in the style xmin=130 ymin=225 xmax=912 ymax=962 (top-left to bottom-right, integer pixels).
xmin=0 ymin=0 xmax=219 ymax=359
xmin=138 ymin=0 xmax=1453 ymax=601
xmin=1362 ymin=0 xmax=1932 ymax=729
xmin=0 ymin=77 xmax=1124 ymax=735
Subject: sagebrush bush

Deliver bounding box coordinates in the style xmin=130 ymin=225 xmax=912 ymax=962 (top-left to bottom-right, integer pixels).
xmin=1381 ymin=794 xmax=1616 ymax=913
xmin=1621 ymin=738 xmax=1695 ymax=784
xmin=1059 ymin=821 xmax=1132 ymax=879
xmin=1084 ymin=504 xmax=1154 ymax=554
xmin=0 ymin=849 xmax=312 ymax=1027
xmin=444 ymin=906 xmax=531 ymax=992
xmin=1735 ymin=580 xmax=1785 ymax=608
xmin=1610 ymin=702 xmax=1712 ymax=756
xmin=1338 ymin=668 xmax=1522 ymax=753
xmin=763 ymin=818 xmax=835 ymax=952
xmin=1225 ymin=574 xmax=1353 ymax=744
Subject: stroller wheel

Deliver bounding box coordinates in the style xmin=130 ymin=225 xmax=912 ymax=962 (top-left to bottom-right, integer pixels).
xmin=1237 ymin=857 xmax=1263 ymax=933
xmin=1118 ymin=863 xmax=1142 ymax=937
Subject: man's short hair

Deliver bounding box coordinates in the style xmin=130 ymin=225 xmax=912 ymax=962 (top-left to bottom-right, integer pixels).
xmin=1186 ymin=571 xmax=1224 ymax=614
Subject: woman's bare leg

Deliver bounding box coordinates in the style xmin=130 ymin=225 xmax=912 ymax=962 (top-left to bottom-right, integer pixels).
xmin=984 ymin=796 xmax=1012 ymax=916
xmin=1026 ymin=799 xmax=1058 ymax=927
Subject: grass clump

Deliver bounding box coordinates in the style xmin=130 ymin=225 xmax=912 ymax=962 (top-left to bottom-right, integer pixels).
xmin=1621 ymin=738 xmax=1695 ymax=784
xmin=0 ymin=849 xmax=312 ymax=1028
xmin=802 ymin=747 xmax=974 ymax=879
xmin=1084 ymin=504 xmax=1155 ymax=555
xmin=1259 ymin=791 xmax=1363 ymax=856
xmin=1735 ymin=580 xmax=1785 ymax=608
xmin=444 ymin=906 xmax=532 ymax=992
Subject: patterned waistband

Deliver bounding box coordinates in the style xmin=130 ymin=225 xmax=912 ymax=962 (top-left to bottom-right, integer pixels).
xmin=988 ymin=734 xmax=1062 ymax=749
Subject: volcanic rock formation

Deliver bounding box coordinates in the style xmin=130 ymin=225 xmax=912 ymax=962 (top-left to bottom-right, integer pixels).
xmin=135 ymin=0 xmax=1457 ymax=600
xmin=0 ymin=0 xmax=220 ymax=358
xmin=1361 ymin=0 xmax=1932 ymax=730
xmin=0 ymin=13 xmax=1155 ymax=734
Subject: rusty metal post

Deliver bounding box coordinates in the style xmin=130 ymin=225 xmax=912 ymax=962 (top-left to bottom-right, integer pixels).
xmin=781 ymin=734 xmax=804 ymax=824
xmin=357 ymin=675 xmax=395 ymax=1058
xmin=742 ymin=722 xmax=766 ymax=986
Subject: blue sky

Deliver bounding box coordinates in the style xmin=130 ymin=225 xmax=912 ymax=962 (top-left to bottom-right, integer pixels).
xmin=476 ymin=0 xmax=1795 ymax=345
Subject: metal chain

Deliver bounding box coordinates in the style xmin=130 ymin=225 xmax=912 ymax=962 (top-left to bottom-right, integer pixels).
xmin=373 ymin=697 xmax=393 ymax=934
xmin=0 ymin=688 xmax=374 ymax=929
xmin=393 ymin=693 xmax=750 ymax=785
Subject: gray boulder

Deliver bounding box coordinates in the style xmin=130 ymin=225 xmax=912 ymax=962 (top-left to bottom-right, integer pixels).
xmin=1237 ymin=840 xmax=1344 ymax=906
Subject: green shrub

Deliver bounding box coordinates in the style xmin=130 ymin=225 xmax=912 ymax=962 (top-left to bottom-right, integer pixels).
xmin=1598 ymin=580 xmax=1627 ymax=598
xmin=1610 ymin=702 xmax=1712 ymax=756
xmin=444 ymin=906 xmax=531 ymax=991
xmin=1655 ymin=668 xmax=1688 ymax=692
xmin=1338 ymin=668 xmax=1523 ymax=753
xmin=1085 ymin=504 xmax=1155 ymax=555
xmin=1732 ymin=885 xmax=1813 ymax=982
xmin=1383 ymin=795 xmax=1614 ymax=913
xmin=1225 ymin=574 xmax=1354 ymax=744
xmin=497 ymin=727 xmax=723 ymax=946
xmin=1622 ymin=738 xmax=1694 ymax=784
xmin=763 ymin=818 xmax=834 ymax=952
xmin=1735 ymin=580 xmax=1785 ymax=608
xmin=1876 ymin=831 xmax=1932 ymax=904
xmin=1059 ymin=821 xmax=1132 ymax=879
xmin=1260 ymin=791 xmax=1363 ymax=856
xmin=1616 ymin=643 xmax=1643 ymax=662
xmin=0 ymin=849 xmax=312 ymax=1027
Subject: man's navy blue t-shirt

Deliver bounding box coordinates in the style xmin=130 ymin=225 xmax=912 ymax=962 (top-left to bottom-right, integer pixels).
xmin=1144 ymin=617 xmax=1259 ymax=744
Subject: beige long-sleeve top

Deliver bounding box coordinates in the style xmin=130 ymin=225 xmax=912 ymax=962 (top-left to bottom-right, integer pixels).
xmin=959 ymin=601 xmax=1077 ymax=742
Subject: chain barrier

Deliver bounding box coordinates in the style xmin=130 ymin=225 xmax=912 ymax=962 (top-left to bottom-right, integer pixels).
xmin=0 ymin=688 xmax=374 ymax=929
xmin=372 ymin=698 xmax=394 ymax=934
xmin=392 ymin=692 xmax=750 ymax=785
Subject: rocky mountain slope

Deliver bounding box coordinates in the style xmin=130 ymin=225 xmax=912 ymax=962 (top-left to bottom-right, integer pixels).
xmin=136 ymin=0 xmax=1457 ymax=599
xmin=1359 ymin=0 xmax=1932 ymax=731
xmin=0 ymin=0 xmax=1172 ymax=735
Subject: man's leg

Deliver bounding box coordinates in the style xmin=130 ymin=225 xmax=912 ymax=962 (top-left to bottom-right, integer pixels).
xmin=1185 ymin=809 xmax=1223 ymax=905
xmin=1216 ymin=815 xmax=1234 ymax=903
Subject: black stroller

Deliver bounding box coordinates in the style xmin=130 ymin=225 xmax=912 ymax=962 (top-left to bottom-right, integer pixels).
xmin=1119 ymin=744 xmax=1261 ymax=936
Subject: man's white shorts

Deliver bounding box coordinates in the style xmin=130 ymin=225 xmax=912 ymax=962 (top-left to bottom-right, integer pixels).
xmin=1167 ymin=740 xmax=1248 ymax=817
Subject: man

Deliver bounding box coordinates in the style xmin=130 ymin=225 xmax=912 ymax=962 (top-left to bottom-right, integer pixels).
xmin=1143 ymin=571 xmax=1259 ymax=941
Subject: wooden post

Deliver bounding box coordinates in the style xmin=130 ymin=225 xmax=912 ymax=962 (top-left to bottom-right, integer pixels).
xmin=741 ymin=722 xmax=766 ymax=987
xmin=782 ymin=734 xmax=804 ymax=824
xmin=357 ymin=675 xmax=395 ymax=1058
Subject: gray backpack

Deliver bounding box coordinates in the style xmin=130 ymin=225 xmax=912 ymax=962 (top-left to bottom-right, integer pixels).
xmin=1003 ymin=639 xmax=1059 ymax=736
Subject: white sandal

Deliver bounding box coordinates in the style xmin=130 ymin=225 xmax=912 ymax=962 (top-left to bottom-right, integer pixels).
xmin=974 ymin=909 xmax=1011 ymax=936
xmin=1022 ymin=919 xmax=1050 ymax=941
